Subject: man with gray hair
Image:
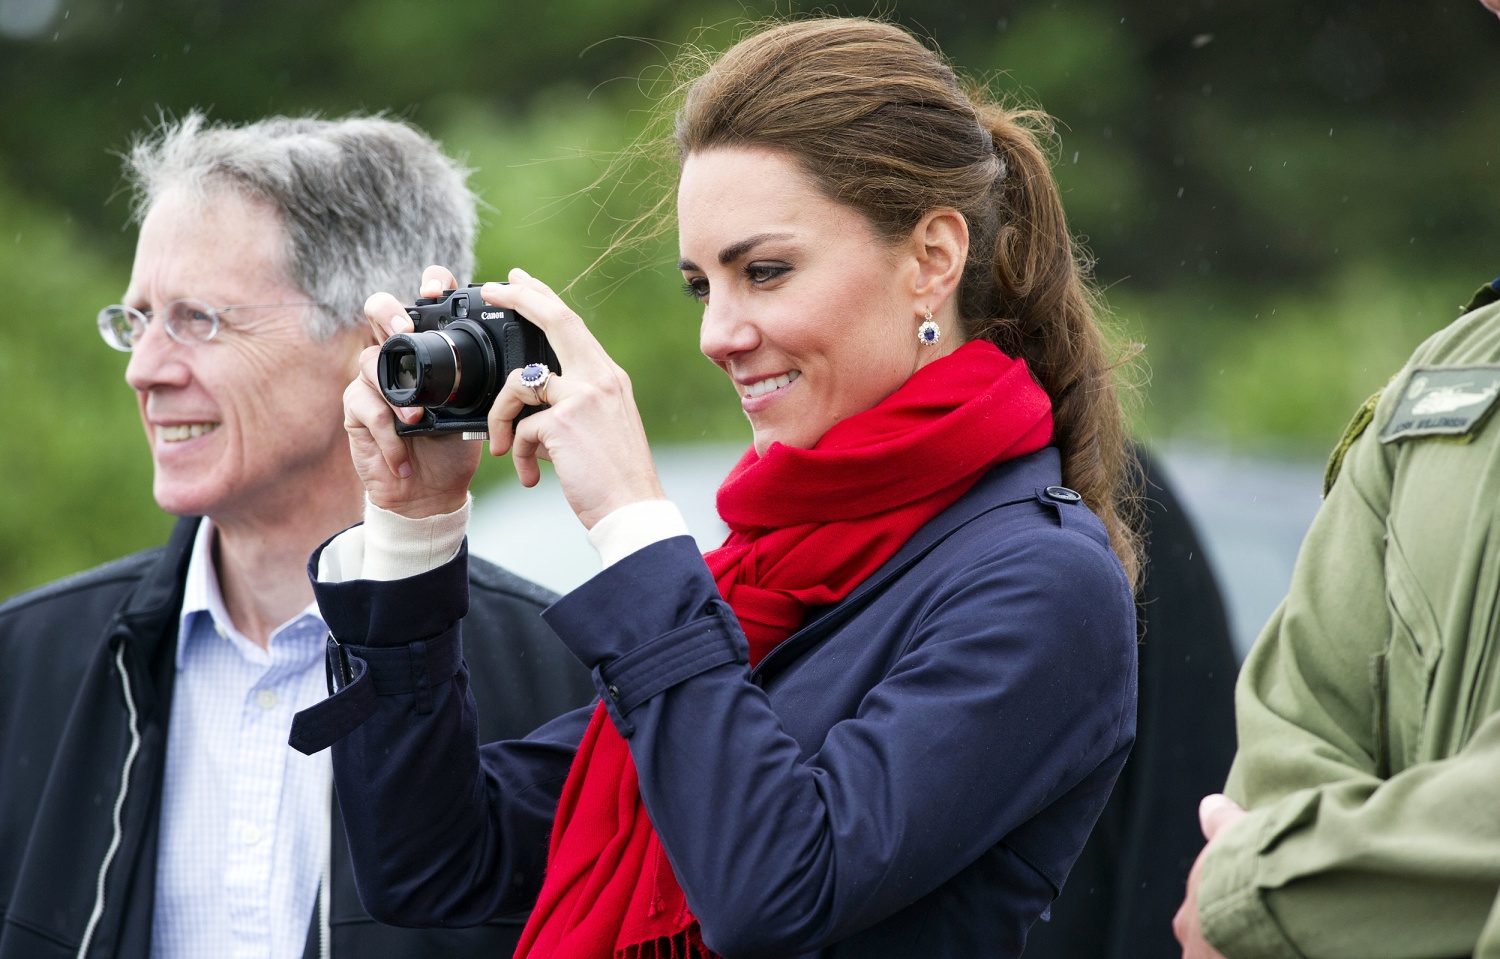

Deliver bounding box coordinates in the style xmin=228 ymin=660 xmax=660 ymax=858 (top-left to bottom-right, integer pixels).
xmin=0 ymin=113 xmax=593 ymax=959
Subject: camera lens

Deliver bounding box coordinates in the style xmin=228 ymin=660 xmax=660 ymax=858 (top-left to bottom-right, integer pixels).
xmin=393 ymin=353 xmax=419 ymax=391
xmin=375 ymin=332 xmax=455 ymax=409
xmin=378 ymin=327 xmax=493 ymax=412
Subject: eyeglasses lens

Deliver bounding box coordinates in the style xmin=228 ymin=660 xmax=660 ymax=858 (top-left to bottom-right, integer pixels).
xmin=166 ymin=299 xmax=219 ymax=343
xmin=97 ymin=306 xmax=142 ymax=351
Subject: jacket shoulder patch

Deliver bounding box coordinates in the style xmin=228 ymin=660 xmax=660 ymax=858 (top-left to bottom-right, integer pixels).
xmin=1325 ymin=389 xmax=1382 ymax=496
xmin=1460 ymin=281 xmax=1500 ymax=317
xmin=1379 ymin=365 xmax=1500 ymax=444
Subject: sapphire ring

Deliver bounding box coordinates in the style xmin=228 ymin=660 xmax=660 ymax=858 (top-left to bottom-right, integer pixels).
xmin=519 ymin=363 xmax=552 ymax=406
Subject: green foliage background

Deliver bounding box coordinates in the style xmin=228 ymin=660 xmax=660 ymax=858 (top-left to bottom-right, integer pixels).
xmin=1 ymin=0 xmax=1497 ymax=598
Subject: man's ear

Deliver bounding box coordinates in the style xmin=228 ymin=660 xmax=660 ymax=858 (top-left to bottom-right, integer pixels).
xmin=908 ymin=208 xmax=969 ymax=308
xmin=336 ymin=322 xmax=380 ymax=374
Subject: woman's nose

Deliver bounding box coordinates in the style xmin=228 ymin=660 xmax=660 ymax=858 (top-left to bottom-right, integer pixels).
xmin=698 ymin=296 xmax=759 ymax=365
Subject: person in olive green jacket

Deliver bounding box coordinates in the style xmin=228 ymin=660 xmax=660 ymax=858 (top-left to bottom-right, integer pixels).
xmin=1173 ymin=274 xmax=1500 ymax=959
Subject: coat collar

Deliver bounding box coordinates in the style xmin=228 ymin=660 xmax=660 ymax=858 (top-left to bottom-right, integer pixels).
xmin=107 ymin=515 xmax=200 ymax=720
xmin=118 ymin=516 xmax=200 ymax=627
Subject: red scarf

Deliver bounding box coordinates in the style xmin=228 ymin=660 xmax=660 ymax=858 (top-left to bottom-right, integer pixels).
xmin=513 ymin=340 xmax=1053 ymax=959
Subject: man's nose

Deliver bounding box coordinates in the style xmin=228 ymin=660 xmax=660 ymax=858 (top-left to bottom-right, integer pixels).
xmin=124 ymin=314 xmax=190 ymax=392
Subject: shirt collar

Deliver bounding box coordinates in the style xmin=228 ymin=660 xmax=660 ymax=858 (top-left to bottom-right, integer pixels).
xmin=177 ymin=519 xmax=323 ymax=670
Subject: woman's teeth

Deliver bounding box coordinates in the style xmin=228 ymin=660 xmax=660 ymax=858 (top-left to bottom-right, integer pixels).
xmin=744 ymin=371 xmax=800 ymax=398
xmin=159 ymin=423 xmax=219 ymax=442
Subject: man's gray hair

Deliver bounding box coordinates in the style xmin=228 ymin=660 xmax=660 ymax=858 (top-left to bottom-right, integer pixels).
xmin=122 ymin=111 xmax=477 ymax=340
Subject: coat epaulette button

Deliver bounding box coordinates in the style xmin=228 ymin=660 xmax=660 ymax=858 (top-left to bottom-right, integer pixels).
xmin=1044 ymin=486 xmax=1082 ymax=503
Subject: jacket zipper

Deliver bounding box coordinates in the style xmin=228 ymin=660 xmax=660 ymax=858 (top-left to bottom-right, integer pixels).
xmin=76 ymin=643 xmax=143 ymax=959
xmin=319 ymin=793 xmax=332 ymax=959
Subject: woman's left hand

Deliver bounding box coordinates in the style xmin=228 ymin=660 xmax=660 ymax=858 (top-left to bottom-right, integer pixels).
xmin=483 ymin=268 xmax=666 ymax=529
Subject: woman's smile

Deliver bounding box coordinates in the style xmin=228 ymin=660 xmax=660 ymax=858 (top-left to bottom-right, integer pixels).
xmin=738 ymin=370 xmax=800 ymax=406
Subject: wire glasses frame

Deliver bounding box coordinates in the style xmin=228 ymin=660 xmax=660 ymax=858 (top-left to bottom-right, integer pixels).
xmin=97 ymin=298 xmax=315 ymax=352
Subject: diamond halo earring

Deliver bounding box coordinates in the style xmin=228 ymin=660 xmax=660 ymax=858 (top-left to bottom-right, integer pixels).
xmin=917 ymin=311 xmax=941 ymax=347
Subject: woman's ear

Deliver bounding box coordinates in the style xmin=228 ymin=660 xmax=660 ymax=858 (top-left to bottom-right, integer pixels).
xmin=908 ymin=208 xmax=969 ymax=309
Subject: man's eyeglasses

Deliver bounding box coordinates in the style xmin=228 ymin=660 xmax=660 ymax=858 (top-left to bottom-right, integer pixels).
xmin=97 ymin=298 xmax=314 ymax=352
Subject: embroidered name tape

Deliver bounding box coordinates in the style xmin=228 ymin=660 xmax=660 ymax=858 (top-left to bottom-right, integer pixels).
xmin=1380 ymin=365 xmax=1500 ymax=443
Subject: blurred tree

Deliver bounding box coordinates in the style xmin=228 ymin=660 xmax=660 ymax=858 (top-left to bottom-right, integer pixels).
xmin=0 ymin=171 xmax=169 ymax=594
xmin=912 ymin=0 xmax=1500 ymax=289
xmin=4 ymin=0 xmax=1496 ymax=284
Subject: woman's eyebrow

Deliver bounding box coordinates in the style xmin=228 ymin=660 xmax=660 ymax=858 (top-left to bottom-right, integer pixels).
xmin=678 ymin=232 xmax=796 ymax=272
xmin=717 ymin=232 xmax=793 ymax=266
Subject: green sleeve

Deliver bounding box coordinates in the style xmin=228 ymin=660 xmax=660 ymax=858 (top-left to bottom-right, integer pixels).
xmin=1199 ymin=388 xmax=1500 ymax=959
xmin=1203 ymin=715 xmax=1500 ymax=958
xmin=1474 ymin=889 xmax=1500 ymax=959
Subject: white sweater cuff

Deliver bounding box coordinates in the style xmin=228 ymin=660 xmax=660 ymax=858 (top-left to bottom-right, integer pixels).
xmin=587 ymin=499 xmax=692 ymax=569
xmin=316 ymin=495 xmax=472 ymax=583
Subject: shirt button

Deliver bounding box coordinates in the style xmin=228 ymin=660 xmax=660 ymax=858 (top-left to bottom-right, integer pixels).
xmin=241 ymin=824 xmax=262 ymax=846
xmin=256 ymin=689 xmax=277 ymax=710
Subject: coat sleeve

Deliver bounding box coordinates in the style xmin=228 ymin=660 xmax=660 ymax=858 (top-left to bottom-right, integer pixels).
xmin=295 ymin=543 xmax=593 ymax=926
xmin=545 ymin=528 xmax=1136 ymax=958
xmin=1199 ymin=379 xmax=1500 ymax=959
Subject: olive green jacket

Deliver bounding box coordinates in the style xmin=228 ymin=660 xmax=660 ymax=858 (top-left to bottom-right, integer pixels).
xmin=1199 ymin=298 xmax=1500 ymax=959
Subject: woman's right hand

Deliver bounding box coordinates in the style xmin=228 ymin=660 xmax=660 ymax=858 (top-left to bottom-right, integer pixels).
xmin=344 ymin=265 xmax=482 ymax=519
xmin=478 ymin=268 xmax=666 ymax=530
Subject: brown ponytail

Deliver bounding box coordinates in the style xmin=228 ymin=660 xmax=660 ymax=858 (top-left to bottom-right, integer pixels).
xmin=966 ymin=105 xmax=1142 ymax=588
xmin=673 ymin=17 xmax=1142 ymax=586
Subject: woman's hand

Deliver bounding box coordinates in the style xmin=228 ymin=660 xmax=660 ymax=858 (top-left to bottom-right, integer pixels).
xmin=482 ymin=268 xmax=665 ymax=529
xmin=344 ymin=266 xmax=482 ymax=518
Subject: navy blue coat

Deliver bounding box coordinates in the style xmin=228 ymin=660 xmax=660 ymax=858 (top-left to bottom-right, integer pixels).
xmin=291 ymin=447 xmax=1138 ymax=959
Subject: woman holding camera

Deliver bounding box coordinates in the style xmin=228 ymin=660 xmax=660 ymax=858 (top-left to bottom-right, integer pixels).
xmin=293 ymin=17 xmax=1138 ymax=958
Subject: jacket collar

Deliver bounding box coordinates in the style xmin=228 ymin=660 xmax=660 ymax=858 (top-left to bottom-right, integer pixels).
xmin=752 ymin=447 xmax=1061 ymax=678
xmin=118 ymin=516 xmax=200 ymax=626
xmin=107 ymin=515 xmax=200 ymax=720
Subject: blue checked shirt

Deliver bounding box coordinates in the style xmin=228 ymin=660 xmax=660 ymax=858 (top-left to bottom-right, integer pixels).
xmin=151 ymin=520 xmax=333 ymax=959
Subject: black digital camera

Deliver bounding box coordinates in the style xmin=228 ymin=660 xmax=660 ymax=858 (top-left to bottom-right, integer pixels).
xmin=376 ymin=284 xmax=559 ymax=437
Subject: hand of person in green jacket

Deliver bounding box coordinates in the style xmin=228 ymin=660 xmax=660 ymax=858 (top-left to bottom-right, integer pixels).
xmin=1174 ymin=794 xmax=1247 ymax=959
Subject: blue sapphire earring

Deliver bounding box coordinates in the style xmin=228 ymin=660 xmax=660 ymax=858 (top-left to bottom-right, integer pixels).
xmin=917 ymin=311 xmax=940 ymax=347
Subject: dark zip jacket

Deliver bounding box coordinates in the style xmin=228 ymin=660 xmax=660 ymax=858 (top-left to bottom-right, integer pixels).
xmin=292 ymin=448 xmax=1139 ymax=958
xmin=0 ymin=516 xmax=595 ymax=959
